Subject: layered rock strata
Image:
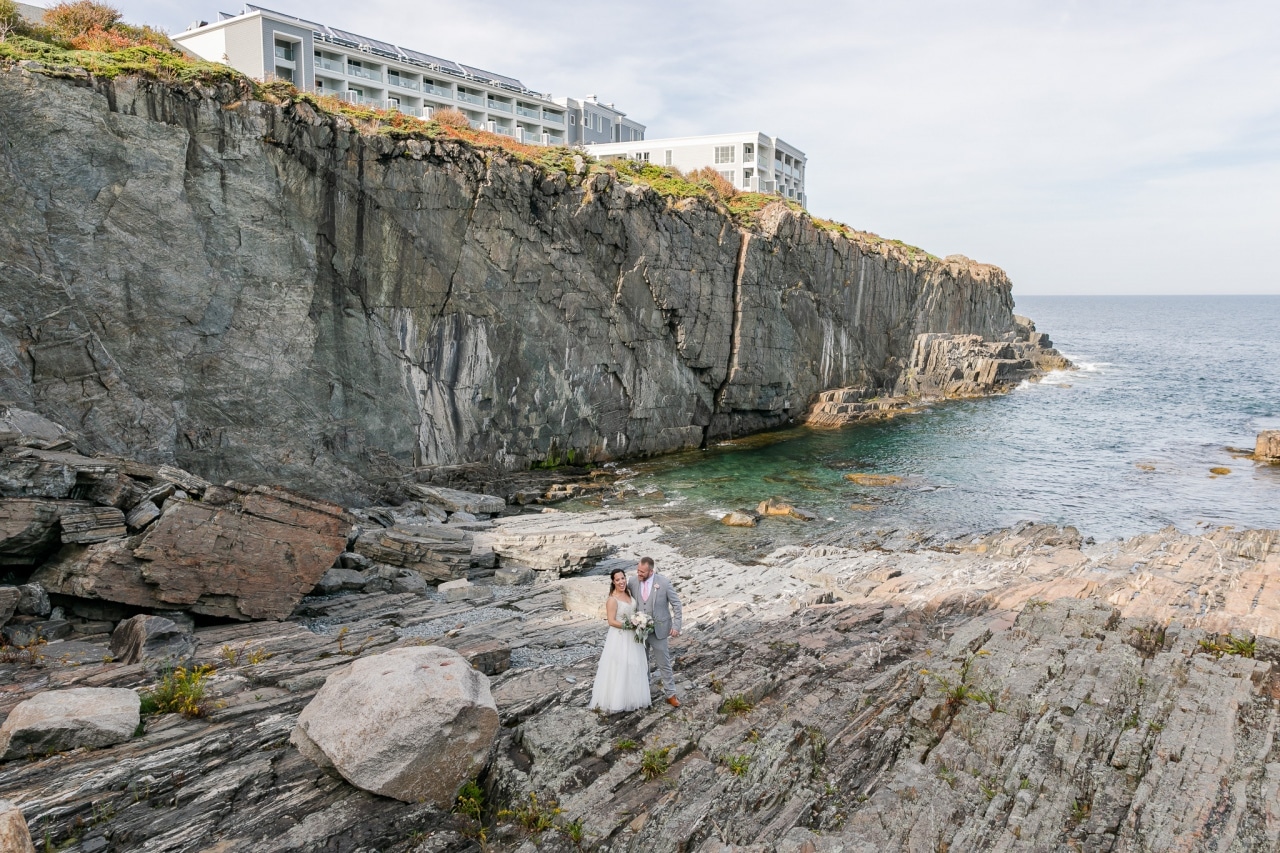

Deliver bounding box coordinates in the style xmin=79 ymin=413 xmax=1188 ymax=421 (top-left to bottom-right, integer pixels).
xmin=806 ymin=316 xmax=1070 ymax=427
xmin=2 ymin=514 xmax=1280 ymax=851
xmin=2 ymin=67 xmax=1038 ymax=503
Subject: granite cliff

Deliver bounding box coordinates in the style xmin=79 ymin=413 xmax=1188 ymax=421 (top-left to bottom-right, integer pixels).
xmin=0 ymin=67 xmax=1049 ymax=503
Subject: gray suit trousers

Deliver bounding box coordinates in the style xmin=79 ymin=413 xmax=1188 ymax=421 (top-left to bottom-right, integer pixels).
xmin=647 ymin=633 xmax=676 ymax=698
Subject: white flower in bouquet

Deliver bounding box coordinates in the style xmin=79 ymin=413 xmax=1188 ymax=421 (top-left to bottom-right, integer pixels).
xmin=624 ymin=611 xmax=653 ymax=643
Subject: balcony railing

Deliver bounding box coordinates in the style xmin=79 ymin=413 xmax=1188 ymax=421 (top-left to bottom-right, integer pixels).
xmin=385 ymin=102 xmax=425 ymax=117
xmin=493 ymin=125 xmax=512 ymax=136
xmin=468 ymin=119 xmax=485 ymax=130
xmin=274 ymin=45 xmax=294 ymax=61
xmin=545 ymin=135 xmax=564 ymax=145
xmin=486 ymin=100 xmax=513 ymax=113
xmin=515 ymin=105 xmax=540 ymax=119
xmin=456 ymin=90 xmax=483 ymax=105
xmin=347 ymin=65 xmax=382 ymax=81
xmin=388 ymin=77 xmax=420 ymax=91
xmin=422 ymin=82 xmax=452 ymax=98
xmin=315 ymin=57 xmax=343 ymax=73
xmin=541 ymin=112 xmax=564 ymax=126
xmin=339 ymin=91 xmax=379 ymax=107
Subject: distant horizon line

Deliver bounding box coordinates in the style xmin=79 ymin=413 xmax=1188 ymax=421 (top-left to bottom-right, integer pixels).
xmin=1014 ymin=292 xmax=1280 ymax=298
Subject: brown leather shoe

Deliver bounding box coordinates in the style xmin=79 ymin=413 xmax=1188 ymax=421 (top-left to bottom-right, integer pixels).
xmin=666 ymin=696 xmax=681 ymax=708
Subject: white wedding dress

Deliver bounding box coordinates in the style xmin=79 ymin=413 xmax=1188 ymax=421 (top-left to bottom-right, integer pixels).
xmin=589 ymin=597 xmax=651 ymax=713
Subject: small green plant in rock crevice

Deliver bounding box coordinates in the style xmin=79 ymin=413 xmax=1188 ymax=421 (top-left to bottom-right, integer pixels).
xmin=139 ymin=665 xmax=214 ymax=717
xmin=640 ymin=745 xmax=673 ymax=781
xmin=720 ymin=694 xmax=754 ymax=716
xmin=724 ymin=753 xmax=751 ymax=777
xmin=498 ymin=792 xmax=560 ymax=834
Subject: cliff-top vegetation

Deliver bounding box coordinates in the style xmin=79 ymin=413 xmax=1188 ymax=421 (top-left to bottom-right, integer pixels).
xmin=0 ymin=1 xmax=938 ymax=255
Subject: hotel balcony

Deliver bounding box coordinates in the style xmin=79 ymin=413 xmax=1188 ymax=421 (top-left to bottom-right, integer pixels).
xmin=315 ymin=56 xmax=343 ymax=73
xmin=388 ymin=77 xmax=420 ymax=91
xmin=456 ymin=91 xmax=483 ymax=105
xmin=486 ymin=100 xmax=513 ymax=113
xmin=347 ymin=65 xmax=382 ymax=82
xmin=422 ymin=82 xmax=452 ymax=98
xmin=541 ymin=112 xmax=564 ymax=126
xmin=515 ymin=104 xmax=540 ymax=120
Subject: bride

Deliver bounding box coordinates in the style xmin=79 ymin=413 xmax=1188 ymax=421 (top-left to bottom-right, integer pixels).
xmin=589 ymin=568 xmax=651 ymax=713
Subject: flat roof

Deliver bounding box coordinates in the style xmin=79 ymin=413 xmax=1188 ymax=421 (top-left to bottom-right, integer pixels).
xmin=180 ymin=5 xmax=551 ymax=99
xmin=589 ymin=132 xmax=806 ymax=159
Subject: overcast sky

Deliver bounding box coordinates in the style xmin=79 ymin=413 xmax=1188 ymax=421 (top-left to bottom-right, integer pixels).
xmin=114 ymin=0 xmax=1280 ymax=295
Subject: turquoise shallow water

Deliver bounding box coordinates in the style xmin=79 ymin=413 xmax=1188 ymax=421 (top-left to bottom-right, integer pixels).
xmin=595 ymin=296 xmax=1280 ymax=546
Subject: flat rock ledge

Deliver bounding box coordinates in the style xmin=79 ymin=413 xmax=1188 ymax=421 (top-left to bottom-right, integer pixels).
xmin=1 ymin=514 xmax=1280 ymax=851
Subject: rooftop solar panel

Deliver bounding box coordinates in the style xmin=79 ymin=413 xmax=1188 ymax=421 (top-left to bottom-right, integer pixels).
xmin=460 ymin=64 xmax=524 ymax=89
xmin=399 ymin=48 xmax=465 ymax=74
xmin=327 ymin=27 xmax=398 ymax=55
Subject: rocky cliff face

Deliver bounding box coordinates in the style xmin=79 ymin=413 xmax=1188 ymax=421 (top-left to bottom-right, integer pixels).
xmin=0 ymin=68 xmax=1023 ymax=503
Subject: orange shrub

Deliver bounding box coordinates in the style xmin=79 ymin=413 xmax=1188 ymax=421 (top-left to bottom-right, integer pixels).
xmin=433 ymin=107 xmax=470 ymax=128
xmin=688 ymin=166 xmax=738 ymax=199
xmin=45 ymin=0 xmax=121 ymax=40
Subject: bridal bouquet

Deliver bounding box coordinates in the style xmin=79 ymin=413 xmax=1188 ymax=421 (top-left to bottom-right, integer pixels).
xmin=623 ymin=612 xmax=654 ymax=644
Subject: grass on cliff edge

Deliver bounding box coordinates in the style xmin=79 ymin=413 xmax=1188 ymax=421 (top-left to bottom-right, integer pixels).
xmin=0 ymin=1 xmax=941 ymax=247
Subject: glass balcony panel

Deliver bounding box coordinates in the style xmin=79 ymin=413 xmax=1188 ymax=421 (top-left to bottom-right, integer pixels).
xmin=546 ymin=135 xmax=564 ymax=145
xmin=422 ymin=82 xmax=452 ymax=98
xmin=456 ymin=90 xmax=483 ymax=105
xmin=274 ymin=45 xmax=293 ymax=61
xmin=468 ymin=119 xmax=484 ymax=129
xmin=389 ymin=77 xmax=420 ymax=91
xmin=348 ymin=65 xmax=383 ymax=82
xmin=541 ymin=112 xmax=564 ymax=126
xmin=316 ymin=57 xmax=344 ymax=73
xmin=515 ymin=105 xmax=540 ymax=119
xmin=486 ymin=100 xmax=513 ymax=113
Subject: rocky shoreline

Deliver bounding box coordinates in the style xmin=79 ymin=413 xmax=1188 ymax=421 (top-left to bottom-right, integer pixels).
xmin=3 ymin=403 xmax=1280 ymax=851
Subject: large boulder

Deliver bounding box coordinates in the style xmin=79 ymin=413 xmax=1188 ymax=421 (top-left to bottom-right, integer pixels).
xmin=490 ymin=530 xmax=609 ymax=575
xmin=405 ymin=485 xmax=504 ymax=516
xmin=0 ymin=800 xmax=35 ymax=853
xmin=110 ymin=614 xmax=195 ymax=665
xmin=0 ymin=498 xmax=62 ymax=566
xmin=0 ymin=687 xmax=140 ymax=760
xmin=33 ymin=485 xmax=350 ymax=620
xmin=1256 ymin=430 xmax=1280 ymax=462
xmin=352 ymin=523 xmax=472 ymax=582
xmin=560 ymin=576 xmax=609 ymax=619
xmin=290 ymin=646 xmax=498 ymax=805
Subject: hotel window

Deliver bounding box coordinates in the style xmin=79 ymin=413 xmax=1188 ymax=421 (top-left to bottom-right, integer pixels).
xmin=664 ymin=150 xmax=672 ymax=165
xmin=274 ymin=65 xmax=293 ymax=82
xmin=634 ymin=151 xmax=649 ymax=162
xmin=720 ymin=170 xmax=734 ymax=184
xmin=714 ymin=146 xmax=734 ymax=164
xmin=569 ymin=114 xmax=576 ymax=124
xmin=273 ymin=39 xmax=293 ymax=61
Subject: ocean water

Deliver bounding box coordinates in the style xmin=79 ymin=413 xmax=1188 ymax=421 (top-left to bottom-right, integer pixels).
xmin=597 ymin=296 xmax=1280 ymax=546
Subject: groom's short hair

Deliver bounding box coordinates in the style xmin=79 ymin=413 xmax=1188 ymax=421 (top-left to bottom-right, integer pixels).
xmin=639 ymin=556 xmax=654 ymax=568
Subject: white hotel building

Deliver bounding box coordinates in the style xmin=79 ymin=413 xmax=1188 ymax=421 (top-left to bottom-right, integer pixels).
xmin=586 ymin=133 xmax=807 ymax=204
xmin=173 ymin=5 xmax=645 ymax=147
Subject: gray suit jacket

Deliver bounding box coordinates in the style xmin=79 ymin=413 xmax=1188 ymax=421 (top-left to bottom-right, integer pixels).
xmin=628 ymin=572 xmax=683 ymax=639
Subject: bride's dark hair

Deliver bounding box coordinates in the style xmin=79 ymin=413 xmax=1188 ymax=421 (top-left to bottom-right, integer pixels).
xmin=606 ymin=567 xmax=626 ymax=599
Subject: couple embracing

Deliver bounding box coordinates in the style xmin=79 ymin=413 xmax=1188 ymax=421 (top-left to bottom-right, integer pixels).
xmin=589 ymin=556 xmax=683 ymax=713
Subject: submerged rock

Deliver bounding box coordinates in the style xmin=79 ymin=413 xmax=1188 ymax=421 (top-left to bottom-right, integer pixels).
xmin=290 ymin=646 xmax=498 ymax=805
xmin=720 ymin=511 xmax=759 ymax=527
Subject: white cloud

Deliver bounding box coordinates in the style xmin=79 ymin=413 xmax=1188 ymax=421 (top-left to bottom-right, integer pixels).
xmin=122 ymin=0 xmax=1280 ymax=294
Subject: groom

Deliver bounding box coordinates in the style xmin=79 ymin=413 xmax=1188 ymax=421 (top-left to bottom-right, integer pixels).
xmin=628 ymin=556 xmax=683 ymax=707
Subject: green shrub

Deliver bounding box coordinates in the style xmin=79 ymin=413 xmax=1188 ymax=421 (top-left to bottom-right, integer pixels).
xmin=139 ymin=665 xmax=214 ymax=717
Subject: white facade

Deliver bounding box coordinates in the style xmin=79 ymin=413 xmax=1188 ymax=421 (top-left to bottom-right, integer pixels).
xmin=174 ymin=5 xmax=622 ymax=146
xmin=587 ymin=132 xmax=807 ymax=204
